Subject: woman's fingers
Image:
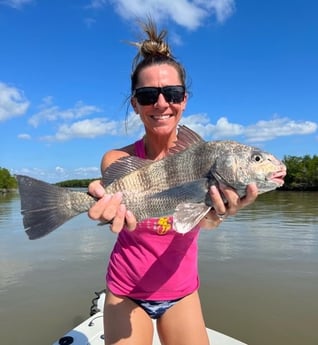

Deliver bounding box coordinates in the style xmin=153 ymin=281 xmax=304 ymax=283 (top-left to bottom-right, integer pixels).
xmin=88 ymin=194 xmax=111 ymax=220
xmin=209 ymin=185 xmax=227 ymax=216
xmin=88 ymin=192 xmax=122 ymax=222
xmin=219 ymin=183 xmax=258 ymax=215
xmin=110 ymin=203 xmax=127 ymax=233
xmin=125 ymin=210 xmax=137 ymax=231
xmin=240 ymin=183 xmax=258 ymax=208
xmin=202 ymin=183 xmax=259 ymax=230
xmin=87 ymin=182 xmax=137 ymax=232
xmin=88 ymin=180 xmax=105 ymax=198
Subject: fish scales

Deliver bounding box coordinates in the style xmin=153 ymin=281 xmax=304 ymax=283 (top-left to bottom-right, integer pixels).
xmin=103 ymin=163 xmax=176 ymax=220
xmin=103 ymin=142 xmax=231 ymax=220
xmin=16 ymin=125 xmax=287 ymax=239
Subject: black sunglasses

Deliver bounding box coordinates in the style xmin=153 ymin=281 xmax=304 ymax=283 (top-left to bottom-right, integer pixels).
xmin=133 ymin=85 xmax=185 ymax=105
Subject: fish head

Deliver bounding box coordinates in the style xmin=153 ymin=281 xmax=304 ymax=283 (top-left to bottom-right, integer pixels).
xmin=210 ymin=143 xmax=287 ymax=195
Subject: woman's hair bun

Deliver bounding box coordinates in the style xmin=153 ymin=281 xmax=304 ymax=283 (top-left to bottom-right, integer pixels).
xmin=139 ymin=22 xmax=171 ymax=58
xmin=129 ymin=18 xmax=173 ymax=66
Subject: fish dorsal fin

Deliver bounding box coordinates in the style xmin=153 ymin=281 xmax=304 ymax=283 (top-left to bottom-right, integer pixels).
xmin=169 ymin=125 xmax=205 ymax=155
xmin=102 ymin=156 xmax=152 ymax=186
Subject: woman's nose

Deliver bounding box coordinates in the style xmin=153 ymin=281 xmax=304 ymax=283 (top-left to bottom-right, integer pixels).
xmin=154 ymin=92 xmax=169 ymax=107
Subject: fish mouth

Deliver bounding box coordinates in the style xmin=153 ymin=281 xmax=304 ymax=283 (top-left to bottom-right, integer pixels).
xmin=269 ymin=169 xmax=287 ymax=186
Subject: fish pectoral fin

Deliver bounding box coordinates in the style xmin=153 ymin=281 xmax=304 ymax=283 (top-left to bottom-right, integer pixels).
xmin=173 ymin=203 xmax=211 ymax=234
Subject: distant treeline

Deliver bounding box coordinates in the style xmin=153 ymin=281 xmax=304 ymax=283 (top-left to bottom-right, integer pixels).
xmin=0 ymin=168 xmax=18 ymax=190
xmin=281 ymin=154 xmax=318 ymax=191
xmin=1 ymin=154 xmax=317 ymax=191
xmin=56 ymin=178 xmax=100 ymax=188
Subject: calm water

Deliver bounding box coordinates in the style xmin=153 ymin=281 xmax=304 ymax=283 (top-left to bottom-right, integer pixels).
xmin=0 ymin=191 xmax=317 ymax=345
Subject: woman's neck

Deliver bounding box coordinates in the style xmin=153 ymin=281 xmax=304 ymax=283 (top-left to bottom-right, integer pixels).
xmin=143 ymin=131 xmax=178 ymax=160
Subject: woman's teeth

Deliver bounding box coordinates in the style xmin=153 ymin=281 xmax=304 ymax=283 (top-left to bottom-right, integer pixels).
xmin=151 ymin=115 xmax=171 ymax=120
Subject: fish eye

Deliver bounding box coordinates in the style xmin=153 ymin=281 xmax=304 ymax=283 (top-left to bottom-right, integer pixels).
xmin=252 ymin=153 xmax=263 ymax=162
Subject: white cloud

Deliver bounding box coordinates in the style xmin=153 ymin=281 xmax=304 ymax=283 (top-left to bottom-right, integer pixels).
xmin=181 ymin=113 xmax=317 ymax=143
xmin=13 ymin=167 xmax=48 ymax=179
xmin=0 ymin=82 xmax=30 ymax=121
xmin=55 ymin=118 xmax=118 ymax=140
xmin=74 ymin=166 xmax=100 ymax=176
xmin=39 ymin=111 xmax=317 ymax=143
xmin=0 ymin=0 xmax=33 ymax=9
xmin=203 ymin=0 xmax=236 ymax=23
xmin=55 ymin=166 xmax=65 ymax=174
xmin=27 ymin=96 xmax=316 ymax=145
xmin=244 ymin=117 xmax=318 ymax=142
xmin=40 ymin=118 xmax=119 ymax=141
xmin=91 ymin=0 xmax=235 ymax=29
xmin=124 ymin=112 xmax=144 ymax=135
xmin=181 ymin=114 xmax=243 ymax=139
xmin=87 ymin=0 xmax=107 ymax=9
xmin=40 ymin=112 xmax=143 ymax=141
xmin=53 ymin=166 xmax=101 ymax=180
xmin=29 ymin=98 xmax=102 ymax=127
xmin=211 ymin=116 xmax=244 ymax=138
xmin=13 ymin=165 xmax=101 ymax=183
xmin=18 ymin=133 xmax=31 ymax=140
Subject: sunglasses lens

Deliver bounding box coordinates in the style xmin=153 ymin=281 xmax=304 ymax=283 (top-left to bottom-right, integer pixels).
xmin=163 ymin=86 xmax=185 ymax=103
xmin=135 ymin=88 xmax=159 ymax=105
xmin=134 ymin=86 xmax=185 ymax=105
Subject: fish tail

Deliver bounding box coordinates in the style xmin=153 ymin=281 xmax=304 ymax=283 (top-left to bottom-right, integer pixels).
xmin=16 ymin=175 xmax=93 ymax=240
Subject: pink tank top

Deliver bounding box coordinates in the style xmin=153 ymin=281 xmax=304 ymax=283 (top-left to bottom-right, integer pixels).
xmin=106 ymin=139 xmax=200 ymax=300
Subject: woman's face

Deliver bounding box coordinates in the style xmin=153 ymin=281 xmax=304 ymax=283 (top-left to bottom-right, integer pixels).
xmin=131 ymin=64 xmax=187 ymax=137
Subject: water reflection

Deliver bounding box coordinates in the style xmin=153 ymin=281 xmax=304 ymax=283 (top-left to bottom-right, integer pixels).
xmin=0 ymin=191 xmax=317 ymax=345
xmin=0 ymin=192 xmax=20 ymax=225
xmin=200 ymin=191 xmax=318 ymax=264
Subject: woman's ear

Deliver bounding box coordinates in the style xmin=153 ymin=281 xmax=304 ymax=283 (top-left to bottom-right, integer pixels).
xmin=131 ymin=97 xmax=138 ymax=114
xmin=182 ymin=93 xmax=188 ymax=111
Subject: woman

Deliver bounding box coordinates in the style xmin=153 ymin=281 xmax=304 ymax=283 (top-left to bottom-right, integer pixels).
xmin=88 ymin=19 xmax=258 ymax=345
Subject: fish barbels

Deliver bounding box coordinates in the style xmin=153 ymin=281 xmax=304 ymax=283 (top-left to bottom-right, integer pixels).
xmin=16 ymin=126 xmax=286 ymax=239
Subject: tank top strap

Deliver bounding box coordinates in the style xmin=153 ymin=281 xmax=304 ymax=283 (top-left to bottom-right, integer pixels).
xmin=134 ymin=138 xmax=146 ymax=159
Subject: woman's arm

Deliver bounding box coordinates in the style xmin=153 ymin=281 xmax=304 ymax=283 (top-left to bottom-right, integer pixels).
xmin=87 ymin=149 xmax=137 ymax=232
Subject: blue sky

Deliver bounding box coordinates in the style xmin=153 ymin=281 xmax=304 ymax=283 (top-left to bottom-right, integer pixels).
xmin=1 ymin=0 xmax=317 ymax=182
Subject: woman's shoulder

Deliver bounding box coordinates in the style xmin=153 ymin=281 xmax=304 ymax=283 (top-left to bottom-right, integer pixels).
xmin=101 ymin=143 xmax=135 ymax=170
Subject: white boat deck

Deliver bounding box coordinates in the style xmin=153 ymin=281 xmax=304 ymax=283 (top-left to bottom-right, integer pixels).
xmin=53 ymin=311 xmax=247 ymax=345
xmin=53 ymin=292 xmax=247 ymax=345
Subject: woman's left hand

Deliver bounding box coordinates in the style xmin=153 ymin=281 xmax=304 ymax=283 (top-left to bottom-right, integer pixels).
xmin=200 ymin=183 xmax=258 ymax=229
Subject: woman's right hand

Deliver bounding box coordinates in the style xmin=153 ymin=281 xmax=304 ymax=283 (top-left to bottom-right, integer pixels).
xmin=87 ymin=180 xmax=137 ymax=233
